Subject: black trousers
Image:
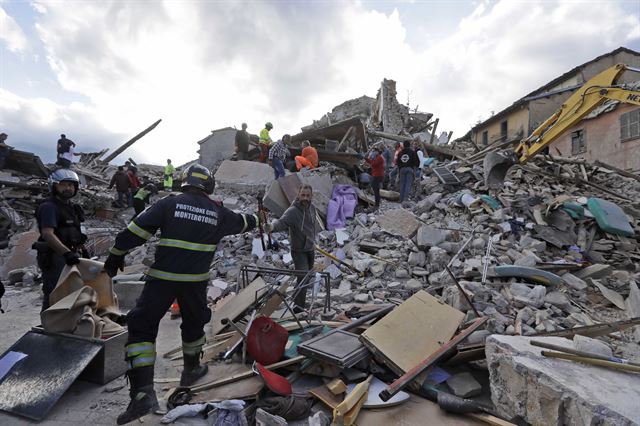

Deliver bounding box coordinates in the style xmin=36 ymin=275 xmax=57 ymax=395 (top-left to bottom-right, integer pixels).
xmin=371 ymin=176 xmax=383 ymax=207
xmin=291 ymin=250 xmax=315 ymax=309
xmin=126 ymin=279 xmax=211 ymax=345
xmin=37 ymin=252 xmax=66 ymax=311
xmin=132 ymin=198 xmax=145 ymax=219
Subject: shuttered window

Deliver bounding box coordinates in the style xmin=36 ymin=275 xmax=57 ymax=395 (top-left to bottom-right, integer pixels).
xmin=620 ymin=108 xmax=640 ymax=141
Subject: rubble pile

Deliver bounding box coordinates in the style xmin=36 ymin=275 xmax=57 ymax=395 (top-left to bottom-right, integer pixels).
xmin=1 ymin=84 xmax=640 ymax=425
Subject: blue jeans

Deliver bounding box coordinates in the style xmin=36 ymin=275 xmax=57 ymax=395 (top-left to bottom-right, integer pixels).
xmin=399 ymin=167 xmax=414 ymax=202
xmin=272 ymin=158 xmax=285 ymax=179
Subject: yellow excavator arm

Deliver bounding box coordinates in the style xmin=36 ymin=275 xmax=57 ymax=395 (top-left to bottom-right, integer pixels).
xmin=485 ymin=63 xmax=640 ymax=187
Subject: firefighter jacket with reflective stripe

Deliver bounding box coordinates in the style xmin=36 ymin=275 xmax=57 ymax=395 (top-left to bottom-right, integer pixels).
xmin=110 ymin=192 xmax=258 ymax=282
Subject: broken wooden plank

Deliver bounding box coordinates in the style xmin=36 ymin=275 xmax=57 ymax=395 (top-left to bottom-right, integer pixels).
xmin=378 ymin=316 xmax=488 ymax=401
xmin=101 ymin=119 xmax=162 ymax=163
xmin=360 ymin=291 xmax=465 ymax=378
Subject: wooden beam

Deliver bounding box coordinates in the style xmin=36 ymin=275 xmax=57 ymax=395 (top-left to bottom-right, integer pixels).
xmin=594 ymin=160 xmax=640 ymax=183
xmin=101 ymin=119 xmax=162 ymax=163
xmin=336 ymin=126 xmax=355 ymax=152
xmin=428 ymin=118 xmax=439 ymax=145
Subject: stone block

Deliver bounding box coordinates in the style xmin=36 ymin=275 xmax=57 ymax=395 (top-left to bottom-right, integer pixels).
xmin=574 ymin=264 xmax=613 ymax=280
xmin=403 ymin=279 xmax=423 ymax=292
xmin=486 ymin=335 xmax=640 ymax=425
xmin=416 ymin=225 xmax=447 ymax=249
xmin=376 ymin=209 xmax=420 ymax=239
xmin=573 ymin=335 xmax=612 ymax=358
xmin=408 ymin=251 xmax=426 ymax=267
xmin=262 ymin=180 xmax=289 ymax=217
xmin=214 ymin=160 xmax=274 ymax=192
xmin=562 ymin=273 xmax=587 ymax=291
xmin=113 ymin=281 xmax=145 ymax=310
xmin=446 ymin=372 xmax=482 ymax=398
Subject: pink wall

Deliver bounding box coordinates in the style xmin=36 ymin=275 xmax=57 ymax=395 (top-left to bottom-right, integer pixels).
xmin=550 ymin=103 xmax=640 ymax=170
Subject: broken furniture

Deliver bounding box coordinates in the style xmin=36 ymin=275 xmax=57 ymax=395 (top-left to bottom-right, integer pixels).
xmin=0 ymin=327 xmax=127 ymax=421
xmin=297 ymin=329 xmax=369 ymax=368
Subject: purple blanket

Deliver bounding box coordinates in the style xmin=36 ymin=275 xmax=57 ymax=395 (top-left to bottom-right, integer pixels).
xmin=327 ymin=185 xmax=358 ymax=230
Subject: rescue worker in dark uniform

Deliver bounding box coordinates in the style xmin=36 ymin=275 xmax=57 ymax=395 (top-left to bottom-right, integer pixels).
xmin=131 ymin=183 xmax=157 ymax=220
xmin=34 ymin=169 xmax=86 ymax=310
xmin=103 ymin=164 xmax=259 ymax=425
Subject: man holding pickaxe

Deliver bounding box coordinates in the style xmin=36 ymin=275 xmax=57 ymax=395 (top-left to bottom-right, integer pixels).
xmin=264 ymin=184 xmax=317 ymax=312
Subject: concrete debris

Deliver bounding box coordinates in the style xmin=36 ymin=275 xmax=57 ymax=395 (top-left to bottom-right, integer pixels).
xmin=487 ymin=335 xmax=640 ymax=425
xmin=2 ymin=73 xmax=640 ymax=426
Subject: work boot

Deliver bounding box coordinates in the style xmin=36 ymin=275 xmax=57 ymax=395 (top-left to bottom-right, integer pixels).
xmin=180 ymin=352 xmax=208 ymax=386
xmin=117 ymin=367 xmax=159 ymax=425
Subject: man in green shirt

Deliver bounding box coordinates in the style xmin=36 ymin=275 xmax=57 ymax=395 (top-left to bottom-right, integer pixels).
xmin=164 ymin=159 xmax=175 ymax=191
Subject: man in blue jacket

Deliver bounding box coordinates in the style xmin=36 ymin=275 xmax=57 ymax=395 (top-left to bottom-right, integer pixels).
xmin=104 ymin=164 xmax=259 ymax=425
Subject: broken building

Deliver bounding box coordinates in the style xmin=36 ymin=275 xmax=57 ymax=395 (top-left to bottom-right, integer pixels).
xmin=470 ymin=46 xmax=640 ymax=149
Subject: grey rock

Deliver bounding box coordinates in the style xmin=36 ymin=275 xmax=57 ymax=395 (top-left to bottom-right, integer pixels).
xmin=7 ymin=269 xmax=25 ymax=285
xmin=416 ymin=225 xmax=447 ymax=249
xmin=446 ymin=372 xmax=482 ymax=398
xmin=387 ymin=281 xmax=402 ymax=290
xmin=514 ymin=254 xmax=537 ymax=267
xmin=562 ymin=273 xmax=588 ymax=291
xmin=369 ymin=262 xmax=386 ymax=277
xmin=354 ymin=293 xmax=369 ymax=303
xmin=408 ymin=251 xmax=426 ymax=267
xmin=574 ymin=264 xmax=613 ymax=280
xmin=573 ymin=335 xmax=613 ymax=358
xmin=21 ymin=272 xmax=35 ymax=286
xmin=366 ymin=279 xmax=383 ymax=290
xmin=404 ymin=279 xmax=423 ymax=291
xmin=427 ymin=246 xmax=449 ymax=271
xmin=395 ymin=268 xmax=410 ymax=278
xmin=544 ymin=291 xmax=571 ymax=310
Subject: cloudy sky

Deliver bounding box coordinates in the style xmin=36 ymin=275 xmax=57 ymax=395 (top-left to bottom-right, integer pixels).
xmin=1 ymin=0 xmax=639 ymax=166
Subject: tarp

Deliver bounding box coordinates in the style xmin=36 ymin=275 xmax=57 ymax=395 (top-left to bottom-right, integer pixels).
xmin=327 ymin=185 xmax=357 ymax=231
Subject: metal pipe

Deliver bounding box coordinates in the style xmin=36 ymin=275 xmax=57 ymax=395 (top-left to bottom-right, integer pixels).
xmin=444 ymin=265 xmax=481 ymax=317
xmin=531 ymin=340 xmax=640 ymax=367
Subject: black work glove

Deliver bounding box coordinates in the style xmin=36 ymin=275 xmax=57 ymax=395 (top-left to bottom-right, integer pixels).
xmin=104 ymin=253 xmax=125 ymax=278
xmin=63 ymin=251 xmax=81 ymax=266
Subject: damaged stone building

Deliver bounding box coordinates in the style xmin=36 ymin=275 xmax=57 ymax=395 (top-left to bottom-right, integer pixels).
xmin=470 ymin=46 xmax=640 ymax=170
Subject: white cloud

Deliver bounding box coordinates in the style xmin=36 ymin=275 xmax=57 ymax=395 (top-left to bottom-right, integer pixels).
xmin=0 ymin=6 xmax=28 ymax=52
xmin=1 ymin=0 xmax=638 ymax=166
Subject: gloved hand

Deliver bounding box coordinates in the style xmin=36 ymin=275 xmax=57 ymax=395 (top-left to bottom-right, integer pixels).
xmin=62 ymin=251 xmax=81 ymax=266
xmin=103 ymin=253 xmax=125 ymax=277
xmin=356 ymin=153 xmax=365 ymax=160
xmin=264 ymin=223 xmax=274 ymax=233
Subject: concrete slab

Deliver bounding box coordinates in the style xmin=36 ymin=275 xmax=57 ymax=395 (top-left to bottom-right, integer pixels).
xmin=263 ymin=180 xmax=290 ymax=217
xmin=301 ymin=172 xmax=334 ymax=217
xmin=376 ymin=209 xmax=420 ymax=239
xmin=213 ymin=160 xmax=274 ymax=192
xmin=486 ymin=335 xmax=640 ymax=425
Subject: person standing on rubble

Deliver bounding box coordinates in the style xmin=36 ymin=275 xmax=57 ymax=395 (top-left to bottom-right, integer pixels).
xmin=109 ymin=166 xmax=132 ymax=208
xmin=264 ymin=184 xmax=317 ymax=312
xmin=269 ymin=134 xmax=290 ymax=180
xmin=364 ymin=145 xmax=385 ymax=210
xmin=164 ymin=159 xmax=175 ymax=191
xmin=34 ymin=169 xmax=87 ymax=311
xmin=0 ymin=133 xmax=13 ymax=170
xmin=258 ymin=122 xmax=274 ymax=163
xmin=103 ymin=164 xmax=259 ymax=425
xmin=56 ymin=134 xmax=78 ymax=168
xmin=131 ymin=183 xmax=157 ymax=220
xmin=397 ymin=140 xmax=419 ymax=204
xmin=127 ymin=166 xmax=141 ymax=207
xmin=235 ymin=123 xmax=250 ymax=161
xmin=295 ymin=140 xmax=319 ymax=171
